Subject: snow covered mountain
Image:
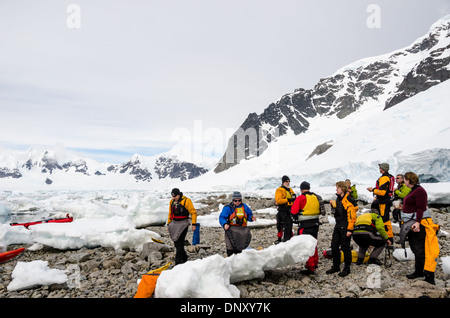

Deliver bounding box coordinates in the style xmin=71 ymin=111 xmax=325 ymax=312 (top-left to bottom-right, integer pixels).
xmin=0 ymin=147 xmax=208 ymax=189
xmin=181 ymin=77 xmax=450 ymax=203
xmin=215 ymin=15 xmax=450 ymax=173
xmin=176 ymin=16 xmax=450 ymax=204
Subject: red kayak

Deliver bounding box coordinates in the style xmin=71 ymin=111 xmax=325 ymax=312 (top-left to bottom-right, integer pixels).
xmin=10 ymin=214 xmax=73 ymax=229
xmin=0 ymin=247 xmax=25 ymax=263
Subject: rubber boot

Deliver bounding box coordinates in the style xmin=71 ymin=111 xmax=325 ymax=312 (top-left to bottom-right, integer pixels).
xmin=326 ymin=266 xmax=340 ymax=274
xmin=356 ymin=257 xmax=364 ymax=265
xmin=338 ymin=266 xmax=350 ymax=277
xmin=368 ymin=258 xmax=382 ymax=266
xmin=406 ymin=271 xmax=424 ymax=279
xmin=424 ymin=270 xmax=436 ymax=285
xmin=407 ymin=258 xmax=425 ymax=279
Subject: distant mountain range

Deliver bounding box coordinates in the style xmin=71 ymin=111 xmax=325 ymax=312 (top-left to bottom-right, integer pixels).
xmin=0 ymin=148 xmax=208 ymax=186
xmin=214 ymin=15 xmax=450 ymax=173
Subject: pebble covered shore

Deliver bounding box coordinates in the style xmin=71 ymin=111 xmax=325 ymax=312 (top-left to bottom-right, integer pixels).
xmin=1 ymin=195 xmax=449 ymax=299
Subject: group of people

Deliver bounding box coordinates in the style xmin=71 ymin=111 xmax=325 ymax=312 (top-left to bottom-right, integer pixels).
xmin=166 ymin=162 xmax=440 ymax=285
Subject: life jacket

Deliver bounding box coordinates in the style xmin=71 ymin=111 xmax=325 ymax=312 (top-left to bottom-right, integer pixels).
xmin=275 ymin=186 xmax=295 ymax=210
xmin=334 ymin=193 xmax=358 ymax=230
xmin=228 ymin=204 xmax=248 ymax=226
xmin=322 ymin=249 xmax=370 ymax=263
xmin=298 ymin=193 xmax=320 ymax=216
xmin=375 ymin=173 xmax=395 ymax=198
xmin=170 ymin=197 xmax=189 ymax=220
xmin=354 ymin=213 xmax=376 ymax=234
xmin=388 ymin=174 xmax=395 ymax=197
xmin=134 ymin=262 xmax=171 ymax=298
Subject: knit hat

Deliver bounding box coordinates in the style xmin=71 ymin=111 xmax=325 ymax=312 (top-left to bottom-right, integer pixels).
xmin=378 ymin=163 xmax=390 ymax=172
xmin=300 ymin=181 xmax=310 ymax=190
xmin=232 ymin=191 xmax=242 ymax=200
xmin=171 ymin=188 xmax=182 ymax=197
xmin=282 ymin=175 xmax=290 ymax=183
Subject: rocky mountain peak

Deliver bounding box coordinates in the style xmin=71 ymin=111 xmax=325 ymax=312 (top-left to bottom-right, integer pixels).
xmin=214 ymin=16 xmax=450 ymax=173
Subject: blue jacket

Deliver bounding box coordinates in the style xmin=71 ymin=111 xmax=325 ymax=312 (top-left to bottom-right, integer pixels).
xmin=219 ymin=203 xmax=254 ymax=228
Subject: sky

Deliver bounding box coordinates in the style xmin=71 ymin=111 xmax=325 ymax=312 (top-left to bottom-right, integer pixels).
xmin=0 ymin=0 xmax=449 ymax=163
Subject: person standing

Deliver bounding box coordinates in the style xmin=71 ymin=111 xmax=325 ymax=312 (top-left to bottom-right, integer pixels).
xmin=392 ymin=174 xmax=411 ymax=223
xmin=326 ymin=181 xmax=358 ymax=277
xmin=167 ymin=188 xmax=197 ymax=265
xmin=367 ymin=163 xmax=394 ymax=242
xmin=274 ymin=175 xmax=296 ymax=243
xmin=291 ymin=181 xmax=325 ymax=274
xmin=401 ymin=172 xmax=440 ymax=285
xmin=345 ymin=179 xmax=358 ymax=200
xmin=219 ymin=191 xmax=256 ymax=256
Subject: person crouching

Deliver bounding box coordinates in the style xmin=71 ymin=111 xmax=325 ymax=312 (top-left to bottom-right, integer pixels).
xmin=353 ymin=211 xmax=392 ymax=265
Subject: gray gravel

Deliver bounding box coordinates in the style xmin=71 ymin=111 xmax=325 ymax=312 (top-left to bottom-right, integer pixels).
xmin=1 ymin=197 xmax=449 ymax=298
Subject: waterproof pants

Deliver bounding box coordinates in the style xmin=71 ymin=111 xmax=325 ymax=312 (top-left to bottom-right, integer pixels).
xmin=408 ymin=223 xmax=426 ymax=275
xmin=408 ymin=219 xmax=440 ymax=274
xmin=331 ymin=226 xmax=352 ymax=269
xmin=392 ymin=208 xmax=401 ymax=223
xmin=298 ymin=223 xmax=319 ymax=272
xmin=174 ymin=226 xmax=188 ymax=265
xmin=276 ymin=209 xmax=293 ymax=242
xmin=353 ymin=232 xmax=385 ymax=259
xmin=225 ymin=226 xmax=251 ymax=256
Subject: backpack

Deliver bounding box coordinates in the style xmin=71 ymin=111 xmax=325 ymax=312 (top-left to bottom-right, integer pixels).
xmin=388 ymin=174 xmax=395 ymax=197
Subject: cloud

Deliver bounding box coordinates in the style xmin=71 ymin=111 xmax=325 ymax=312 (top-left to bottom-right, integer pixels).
xmin=0 ymin=0 xmax=448 ymax=162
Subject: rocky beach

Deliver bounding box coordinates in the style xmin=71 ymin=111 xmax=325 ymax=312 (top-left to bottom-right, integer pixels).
xmin=1 ymin=194 xmax=449 ymax=299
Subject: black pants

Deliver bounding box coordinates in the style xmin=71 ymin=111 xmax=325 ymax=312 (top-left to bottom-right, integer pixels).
xmin=174 ymin=226 xmax=188 ymax=265
xmin=277 ymin=209 xmax=292 ymax=241
xmin=353 ymin=232 xmax=385 ymax=259
xmin=408 ymin=223 xmax=426 ymax=274
xmin=392 ymin=208 xmax=401 ymax=222
xmin=331 ymin=226 xmax=352 ymax=269
xmin=297 ymin=219 xmax=320 ymax=238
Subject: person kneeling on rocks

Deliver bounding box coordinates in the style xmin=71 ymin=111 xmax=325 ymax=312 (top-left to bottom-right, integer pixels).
xmin=219 ymin=191 xmax=256 ymax=256
xmin=353 ymin=211 xmax=391 ymax=265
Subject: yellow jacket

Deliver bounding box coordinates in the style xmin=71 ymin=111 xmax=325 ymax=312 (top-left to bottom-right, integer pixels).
xmin=373 ymin=175 xmax=390 ymax=197
xmin=275 ymin=186 xmax=295 ymax=207
xmin=336 ymin=193 xmax=358 ymax=231
xmin=167 ymin=196 xmax=197 ymax=225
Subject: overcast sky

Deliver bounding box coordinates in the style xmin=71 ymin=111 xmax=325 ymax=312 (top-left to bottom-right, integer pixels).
xmin=0 ymin=0 xmax=449 ymax=163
